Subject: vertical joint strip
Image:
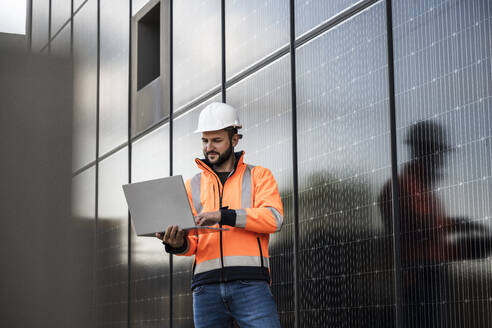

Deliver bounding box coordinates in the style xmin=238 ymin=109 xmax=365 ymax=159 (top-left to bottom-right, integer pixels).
xmin=219 ymin=0 xmax=226 ymax=284
xmin=127 ymin=1 xmax=133 ymax=328
xmin=289 ymin=0 xmax=300 ymax=327
xmin=95 ymin=0 xmax=101 ymax=232
xmin=48 ymin=0 xmax=52 ymax=53
xmin=28 ymin=0 xmax=33 ymax=52
xmin=70 ymin=0 xmax=74 ymax=56
xmin=221 ymin=0 xmax=226 ymax=102
xmin=169 ymin=2 xmax=174 ymax=327
xmin=94 ymin=0 xmax=101 ymax=325
xmin=169 ymin=0 xmax=174 ymax=178
xmin=385 ymin=0 xmax=403 ymax=327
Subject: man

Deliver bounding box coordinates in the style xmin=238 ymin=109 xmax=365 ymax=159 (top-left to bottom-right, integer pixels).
xmin=156 ymin=102 xmax=283 ymax=327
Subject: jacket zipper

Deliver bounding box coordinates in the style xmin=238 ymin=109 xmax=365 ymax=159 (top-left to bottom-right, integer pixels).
xmin=212 ymin=173 xmax=225 ymax=282
xmin=217 ymin=169 xmax=236 ymax=282
xmin=257 ymin=237 xmax=264 ymax=268
xmin=196 ymin=157 xmax=240 ymax=282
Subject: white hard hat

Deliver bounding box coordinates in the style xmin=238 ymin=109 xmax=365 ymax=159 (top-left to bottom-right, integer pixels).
xmin=194 ymin=102 xmax=242 ymax=133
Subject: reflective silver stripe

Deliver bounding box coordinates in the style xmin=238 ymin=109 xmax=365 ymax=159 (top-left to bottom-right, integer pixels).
xmin=194 ymin=255 xmax=270 ymax=274
xmin=190 ymin=173 xmax=203 ymax=214
xmin=236 ymin=165 xmax=253 ymax=228
xmin=267 ymin=207 xmax=283 ymax=231
xmin=241 ymin=165 xmax=254 ymax=208
xmin=235 ymin=208 xmax=247 ymax=228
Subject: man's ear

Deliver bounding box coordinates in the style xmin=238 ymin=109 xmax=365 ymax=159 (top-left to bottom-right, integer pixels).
xmin=231 ymin=134 xmax=239 ymax=147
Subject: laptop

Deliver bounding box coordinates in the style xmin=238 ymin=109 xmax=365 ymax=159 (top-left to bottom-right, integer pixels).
xmin=122 ymin=175 xmax=227 ymax=237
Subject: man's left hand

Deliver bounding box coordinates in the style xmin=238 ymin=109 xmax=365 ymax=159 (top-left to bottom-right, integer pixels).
xmin=195 ymin=211 xmax=221 ymax=226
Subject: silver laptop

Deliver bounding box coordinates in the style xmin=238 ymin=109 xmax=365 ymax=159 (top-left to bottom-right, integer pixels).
xmin=122 ymin=175 xmax=227 ymax=237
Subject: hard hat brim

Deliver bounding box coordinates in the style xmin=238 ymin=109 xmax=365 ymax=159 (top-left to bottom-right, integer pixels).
xmin=194 ymin=124 xmax=242 ymax=134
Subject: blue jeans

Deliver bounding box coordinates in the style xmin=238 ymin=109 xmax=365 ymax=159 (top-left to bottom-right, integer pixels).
xmin=193 ymin=280 xmax=281 ymax=328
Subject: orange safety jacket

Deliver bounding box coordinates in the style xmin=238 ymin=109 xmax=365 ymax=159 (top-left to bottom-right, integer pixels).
xmin=165 ymin=151 xmax=283 ymax=288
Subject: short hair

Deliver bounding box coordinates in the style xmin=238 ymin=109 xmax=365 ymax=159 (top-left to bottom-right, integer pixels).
xmin=225 ymin=127 xmax=243 ymax=140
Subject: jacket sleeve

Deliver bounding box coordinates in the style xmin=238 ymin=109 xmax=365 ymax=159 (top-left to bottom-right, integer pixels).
xmin=164 ymin=177 xmax=198 ymax=256
xmin=221 ymin=166 xmax=283 ymax=233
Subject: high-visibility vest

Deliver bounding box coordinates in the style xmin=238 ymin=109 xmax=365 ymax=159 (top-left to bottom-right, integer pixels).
xmin=168 ymin=151 xmax=283 ymax=288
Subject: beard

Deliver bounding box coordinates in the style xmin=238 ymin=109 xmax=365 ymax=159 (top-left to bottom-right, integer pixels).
xmin=204 ymin=143 xmax=234 ymax=166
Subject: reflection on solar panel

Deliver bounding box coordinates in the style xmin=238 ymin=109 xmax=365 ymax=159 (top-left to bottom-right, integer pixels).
xmin=393 ymin=0 xmax=492 ymax=327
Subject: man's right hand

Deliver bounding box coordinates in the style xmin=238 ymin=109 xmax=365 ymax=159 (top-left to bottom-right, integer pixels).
xmin=156 ymin=225 xmax=185 ymax=248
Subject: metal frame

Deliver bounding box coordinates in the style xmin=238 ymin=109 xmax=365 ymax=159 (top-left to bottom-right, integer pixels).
xmin=384 ymin=0 xmax=403 ymax=327
xmin=94 ymin=0 xmax=101 ymax=326
xmin=39 ymin=0 xmax=89 ymax=53
xmin=48 ymin=0 xmax=51 ymax=53
xmin=221 ymin=0 xmax=226 ymax=102
xmin=27 ymin=0 xmax=33 ymax=51
xmin=70 ymin=0 xmax=74 ymax=55
xmin=168 ymin=1 xmax=174 ymax=326
xmin=127 ymin=1 xmax=133 ymax=327
xmin=288 ymin=1 xmax=300 ymax=326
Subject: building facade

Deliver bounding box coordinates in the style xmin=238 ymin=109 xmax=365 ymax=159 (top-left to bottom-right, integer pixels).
xmin=30 ymin=0 xmax=492 ymax=327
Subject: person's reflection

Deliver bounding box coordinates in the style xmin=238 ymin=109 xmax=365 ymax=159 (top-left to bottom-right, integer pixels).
xmin=379 ymin=120 xmax=492 ymax=327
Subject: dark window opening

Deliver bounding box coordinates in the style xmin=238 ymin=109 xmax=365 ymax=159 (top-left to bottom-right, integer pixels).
xmin=137 ymin=2 xmax=160 ymax=91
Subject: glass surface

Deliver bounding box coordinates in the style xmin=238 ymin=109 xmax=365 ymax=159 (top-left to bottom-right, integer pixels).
xmin=50 ymin=22 xmax=71 ymax=57
xmin=130 ymin=124 xmax=171 ymax=327
xmin=171 ymin=96 xmax=220 ymax=327
xmin=31 ymin=0 xmax=49 ymax=52
xmin=99 ymin=0 xmax=129 ymax=155
xmin=51 ymin=0 xmax=72 ymax=35
xmin=96 ymin=148 xmax=129 ymax=327
xmin=173 ymin=0 xmax=221 ymax=110
xmin=132 ymin=123 xmax=170 ymax=183
xmin=72 ymin=167 xmax=96 ymax=220
xmin=296 ymin=2 xmax=394 ymax=326
xmin=226 ymin=0 xmax=289 ymax=78
xmin=71 ymin=167 xmax=96 ymax=327
xmin=72 ymin=0 xmax=97 ymax=171
xmin=227 ymin=55 xmax=294 ymax=326
xmin=294 ymin=0 xmax=360 ymax=36
xmin=393 ymin=0 xmax=492 ymax=326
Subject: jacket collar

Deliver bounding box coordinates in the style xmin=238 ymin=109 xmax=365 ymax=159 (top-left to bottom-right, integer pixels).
xmin=195 ymin=151 xmax=245 ymax=176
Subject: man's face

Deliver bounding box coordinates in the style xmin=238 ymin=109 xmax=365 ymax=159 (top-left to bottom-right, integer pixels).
xmin=202 ymin=129 xmax=238 ymax=165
